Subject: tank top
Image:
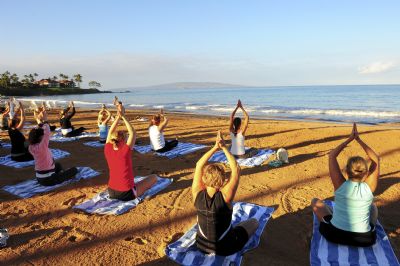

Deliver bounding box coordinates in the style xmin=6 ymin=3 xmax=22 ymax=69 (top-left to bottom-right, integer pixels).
xmin=194 ymin=190 xmax=232 ymax=243
xmin=8 ymin=128 xmax=27 ymax=156
xmin=98 ymin=124 xmax=108 ymax=141
xmin=331 ymin=180 xmax=374 ymax=233
xmin=149 ymin=125 xmax=165 ymax=150
xmin=230 ymin=132 xmax=245 ymax=156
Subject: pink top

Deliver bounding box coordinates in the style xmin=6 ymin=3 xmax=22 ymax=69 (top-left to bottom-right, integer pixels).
xmin=29 ymin=124 xmax=55 ymax=171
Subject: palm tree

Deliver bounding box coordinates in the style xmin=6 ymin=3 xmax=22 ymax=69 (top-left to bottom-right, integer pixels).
xmin=10 ymin=73 xmax=19 ymax=86
xmin=73 ymin=74 xmax=82 ymax=88
xmin=52 ymin=75 xmax=58 ymax=81
xmin=59 ymin=73 xmax=65 ymax=80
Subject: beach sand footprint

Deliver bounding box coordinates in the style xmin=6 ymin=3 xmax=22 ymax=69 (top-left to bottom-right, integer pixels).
xmin=62 ymin=194 xmax=86 ymax=207
xmin=67 ymin=228 xmax=94 ymax=243
xmin=124 ymin=236 xmax=148 ymax=245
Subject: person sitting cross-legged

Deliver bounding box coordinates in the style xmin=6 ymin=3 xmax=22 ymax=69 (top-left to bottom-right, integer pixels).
xmin=105 ymin=102 xmax=157 ymax=201
xmin=29 ymin=109 xmax=78 ymax=186
xmin=192 ymin=131 xmax=259 ymax=256
xmin=311 ymin=123 xmax=379 ymax=247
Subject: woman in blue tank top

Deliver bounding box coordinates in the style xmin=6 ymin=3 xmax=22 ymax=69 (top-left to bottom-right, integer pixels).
xmin=311 ymin=123 xmax=380 ymax=247
xmin=98 ymin=104 xmax=111 ymax=143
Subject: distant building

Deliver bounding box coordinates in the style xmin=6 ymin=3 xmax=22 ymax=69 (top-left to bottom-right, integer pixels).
xmin=36 ymin=79 xmax=59 ymax=87
xmin=35 ymin=79 xmax=76 ymax=88
xmin=59 ymin=79 xmax=75 ymax=88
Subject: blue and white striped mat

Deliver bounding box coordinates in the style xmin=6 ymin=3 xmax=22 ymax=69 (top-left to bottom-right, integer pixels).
xmin=51 ymin=132 xmax=99 ymax=142
xmin=311 ymin=201 xmax=399 ymax=266
xmin=73 ymin=176 xmax=172 ymax=215
xmin=165 ymin=202 xmax=275 ymax=266
xmin=135 ymin=142 xmax=206 ymax=159
xmin=209 ymin=148 xmax=275 ymax=167
xmin=2 ymin=167 xmax=100 ymax=198
xmin=0 ymin=142 xmax=11 ymax=149
xmin=0 ymin=149 xmax=69 ymax=168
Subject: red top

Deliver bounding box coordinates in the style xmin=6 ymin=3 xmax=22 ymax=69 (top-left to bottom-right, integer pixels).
xmin=104 ymin=143 xmax=135 ymax=191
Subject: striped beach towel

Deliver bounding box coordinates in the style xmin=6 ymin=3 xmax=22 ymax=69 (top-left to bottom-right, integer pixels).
xmin=0 ymin=149 xmax=69 ymax=168
xmin=2 ymin=167 xmax=100 ymax=198
xmin=311 ymin=201 xmax=399 ymax=266
xmin=209 ymin=148 xmax=275 ymax=167
xmin=73 ymin=176 xmax=172 ymax=215
xmin=165 ymin=202 xmax=275 ymax=266
xmin=135 ymin=142 xmax=206 ymax=159
xmin=51 ymin=132 xmax=99 ymax=142
xmin=0 ymin=142 xmax=11 ymax=149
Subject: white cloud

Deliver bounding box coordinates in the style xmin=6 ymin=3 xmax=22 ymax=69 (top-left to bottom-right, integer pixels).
xmin=358 ymin=61 xmax=397 ymax=74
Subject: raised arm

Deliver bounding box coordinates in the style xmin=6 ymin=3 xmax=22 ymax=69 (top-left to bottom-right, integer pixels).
xmin=106 ymin=112 xmax=121 ymax=144
xmin=355 ymin=127 xmax=380 ymax=192
xmin=104 ymin=108 xmax=112 ymax=124
xmin=16 ymin=102 xmax=25 ymax=130
xmin=192 ymin=133 xmax=221 ymax=201
xmin=34 ymin=109 xmax=40 ymax=124
xmin=238 ymin=100 xmax=249 ymax=135
xmin=220 ymin=134 xmax=240 ymax=203
xmin=158 ymin=109 xmax=169 ymax=132
xmin=329 ymin=124 xmax=355 ymax=190
xmin=65 ymin=102 xmax=75 ymax=119
xmin=121 ymin=113 xmax=136 ymax=148
xmin=229 ymin=101 xmax=240 ymax=133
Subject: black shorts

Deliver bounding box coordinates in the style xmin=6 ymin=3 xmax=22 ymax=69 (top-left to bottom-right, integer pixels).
xmin=196 ymin=226 xmax=249 ymax=256
xmin=108 ymin=187 xmax=136 ymax=201
xmin=319 ymin=215 xmax=376 ymax=247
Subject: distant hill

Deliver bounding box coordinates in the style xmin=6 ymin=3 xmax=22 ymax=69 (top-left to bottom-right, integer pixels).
xmin=114 ymin=82 xmax=247 ymax=91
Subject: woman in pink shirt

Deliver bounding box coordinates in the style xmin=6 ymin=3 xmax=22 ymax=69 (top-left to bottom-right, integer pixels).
xmin=28 ymin=109 xmax=78 ymax=186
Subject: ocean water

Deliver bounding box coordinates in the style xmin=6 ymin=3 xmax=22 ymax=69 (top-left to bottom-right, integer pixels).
xmin=19 ymin=85 xmax=400 ymax=124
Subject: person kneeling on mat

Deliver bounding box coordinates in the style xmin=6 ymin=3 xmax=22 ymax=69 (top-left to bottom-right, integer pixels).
xmin=29 ymin=110 xmax=78 ymax=186
xmin=192 ymin=131 xmax=259 ymax=256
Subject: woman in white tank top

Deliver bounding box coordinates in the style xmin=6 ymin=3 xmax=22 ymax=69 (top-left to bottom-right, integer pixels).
xmin=148 ymin=109 xmax=178 ymax=152
xmin=229 ymin=100 xmax=258 ymax=158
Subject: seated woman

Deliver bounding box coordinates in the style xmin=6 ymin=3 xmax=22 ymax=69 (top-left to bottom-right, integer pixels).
xmin=192 ymin=131 xmax=259 ymax=256
xmin=59 ymin=101 xmax=86 ymax=137
xmin=105 ymin=102 xmax=157 ymax=201
xmin=34 ymin=102 xmax=56 ymax=131
xmin=311 ymin=123 xmax=379 ymax=247
xmin=97 ymin=104 xmax=111 ymax=143
xmin=8 ymin=102 xmax=34 ymax=162
xmin=29 ymin=109 xmax=78 ymax=186
xmin=149 ymin=109 xmax=178 ymax=153
xmin=229 ymin=100 xmax=258 ymax=159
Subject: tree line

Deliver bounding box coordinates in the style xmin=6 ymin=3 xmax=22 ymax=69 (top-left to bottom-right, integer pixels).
xmin=0 ymin=71 xmax=101 ymax=90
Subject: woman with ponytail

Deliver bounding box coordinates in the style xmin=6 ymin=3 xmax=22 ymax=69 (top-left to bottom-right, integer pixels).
xmin=105 ymin=101 xmax=156 ymax=201
xmin=311 ymin=123 xmax=380 ymax=247
xmin=229 ymin=100 xmax=257 ymax=159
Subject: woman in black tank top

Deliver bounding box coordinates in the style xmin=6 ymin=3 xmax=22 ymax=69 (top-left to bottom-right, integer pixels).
xmin=7 ymin=102 xmax=34 ymax=162
xmin=192 ymin=131 xmax=259 ymax=256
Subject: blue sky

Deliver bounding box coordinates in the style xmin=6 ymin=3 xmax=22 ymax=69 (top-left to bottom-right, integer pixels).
xmin=1 ymin=0 xmax=399 ymax=89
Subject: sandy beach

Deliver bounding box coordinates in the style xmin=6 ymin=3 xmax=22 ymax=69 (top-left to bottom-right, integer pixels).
xmin=0 ymin=108 xmax=399 ymax=265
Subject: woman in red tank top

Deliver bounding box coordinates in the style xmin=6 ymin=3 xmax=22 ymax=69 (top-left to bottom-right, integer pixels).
xmin=105 ymin=101 xmax=156 ymax=201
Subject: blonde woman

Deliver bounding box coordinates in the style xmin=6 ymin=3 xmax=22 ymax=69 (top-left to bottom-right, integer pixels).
xmin=312 ymin=123 xmax=379 ymax=247
xmin=192 ymin=131 xmax=259 ymax=255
